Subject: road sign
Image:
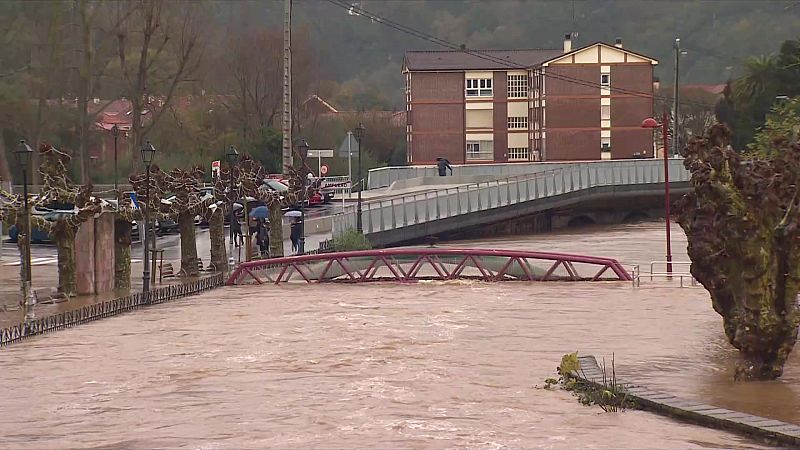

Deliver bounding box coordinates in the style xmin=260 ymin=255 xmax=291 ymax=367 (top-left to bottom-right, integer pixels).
xmin=320 ymin=164 xmax=329 ymax=175
xmin=211 ymin=160 xmax=221 ymax=178
xmin=307 ymin=149 xmax=334 ymax=158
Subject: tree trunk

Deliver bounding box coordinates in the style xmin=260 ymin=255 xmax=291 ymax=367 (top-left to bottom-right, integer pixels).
xmin=209 ymin=207 xmax=227 ymax=271
xmin=178 ymin=212 xmax=199 ymax=277
xmin=269 ymin=202 xmax=284 ymax=257
xmin=114 ymin=219 xmax=132 ymax=290
xmin=53 ymin=226 xmax=77 ymax=296
xmin=677 ymin=124 xmax=800 ymax=381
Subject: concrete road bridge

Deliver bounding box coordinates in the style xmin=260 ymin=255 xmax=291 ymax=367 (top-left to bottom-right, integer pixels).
xmin=335 ymin=159 xmax=690 ymax=247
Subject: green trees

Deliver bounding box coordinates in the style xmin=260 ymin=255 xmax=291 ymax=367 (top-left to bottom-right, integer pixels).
xmin=717 ymin=38 xmax=800 ymax=149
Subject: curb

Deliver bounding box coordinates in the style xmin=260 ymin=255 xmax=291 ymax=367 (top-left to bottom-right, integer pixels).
xmin=576 ymin=355 xmax=800 ymax=447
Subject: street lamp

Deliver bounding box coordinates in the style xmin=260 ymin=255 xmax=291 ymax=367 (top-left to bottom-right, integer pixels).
xmin=642 ymin=112 xmax=672 ymax=274
xmin=225 ymin=145 xmax=239 ymax=269
xmin=14 ymin=140 xmax=34 ymax=322
xmin=111 ymin=124 xmax=120 ymax=203
xmin=140 ymin=140 xmax=156 ymax=293
xmin=354 ymin=122 xmax=366 ymax=233
xmin=297 ymin=139 xmax=309 ymax=254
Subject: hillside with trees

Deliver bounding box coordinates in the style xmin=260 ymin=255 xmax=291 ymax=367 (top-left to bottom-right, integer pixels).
xmin=0 ymin=0 xmax=798 ymax=183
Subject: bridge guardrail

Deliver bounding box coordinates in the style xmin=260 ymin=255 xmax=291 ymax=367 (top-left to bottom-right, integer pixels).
xmin=335 ymin=159 xmax=689 ymax=236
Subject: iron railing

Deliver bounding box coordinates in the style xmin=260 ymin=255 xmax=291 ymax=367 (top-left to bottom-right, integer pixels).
xmin=227 ymin=247 xmax=632 ymax=285
xmin=0 ymin=273 xmax=225 ymax=347
xmin=336 ymin=159 xmax=689 ymax=236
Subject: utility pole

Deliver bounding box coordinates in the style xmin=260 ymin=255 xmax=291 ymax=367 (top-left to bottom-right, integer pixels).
xmin=282 ymin=0 xmax=293 ymax=174
xmin=673 ymin=37 xmax=680 ymax=157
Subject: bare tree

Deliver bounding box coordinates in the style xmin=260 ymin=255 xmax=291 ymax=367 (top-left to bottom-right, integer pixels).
xmin=73 ymin=0 xmax=118 ymax=184
xmin=115 ymin=0 xmax=203 ymax=169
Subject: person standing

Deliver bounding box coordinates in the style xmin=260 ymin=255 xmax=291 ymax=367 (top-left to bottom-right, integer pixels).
xmin=290 ymin=218 xmax=301 ymax=255
xmin=436 ymin=157 xmax=453 ymax=176
xmin=257 ymin=219 xmax=269 ymax=258
xmin=231 ymin=215 xmax=243 ymax=247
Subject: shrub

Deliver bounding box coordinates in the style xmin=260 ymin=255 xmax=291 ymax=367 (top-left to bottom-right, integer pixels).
xmin=332 ymin=229 xmax=372 ymax=252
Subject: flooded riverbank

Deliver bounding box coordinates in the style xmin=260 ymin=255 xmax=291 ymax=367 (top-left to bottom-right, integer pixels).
xmin=0 ymin=222 xmax=795 ymax=448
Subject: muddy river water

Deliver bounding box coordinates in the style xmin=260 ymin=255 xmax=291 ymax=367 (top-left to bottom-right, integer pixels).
xmin=0 ymin=222 xmax=797 ymax=448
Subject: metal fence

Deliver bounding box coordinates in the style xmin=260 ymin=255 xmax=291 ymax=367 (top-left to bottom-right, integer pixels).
xmin=0 ymin=273 xmax=225 ymax=347
xmin=336 ymin=159 xmax=689 ymax=235
xmin=368 ymin=160 xmax=614 ymax=190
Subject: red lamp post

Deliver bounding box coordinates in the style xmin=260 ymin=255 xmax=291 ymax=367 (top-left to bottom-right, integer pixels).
xmin=641 ymin=111 xmax=672 ymax=274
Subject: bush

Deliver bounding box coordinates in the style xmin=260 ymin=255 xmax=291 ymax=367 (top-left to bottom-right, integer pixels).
xmin=332 ymin=229 xmax=372 ymax=252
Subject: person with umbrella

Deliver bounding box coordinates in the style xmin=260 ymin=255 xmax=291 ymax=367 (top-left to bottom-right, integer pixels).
xmin=248 ymin=206 xmax=270 ymax=255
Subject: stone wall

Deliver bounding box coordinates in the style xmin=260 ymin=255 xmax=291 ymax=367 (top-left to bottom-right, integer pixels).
xmin=75 ymin=213 xmax=116 ymax=295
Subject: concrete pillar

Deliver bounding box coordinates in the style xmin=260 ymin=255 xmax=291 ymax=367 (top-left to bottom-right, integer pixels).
xmin=94 ymin=213 xmax=115 ymax=293
xmin=75 ymin=219 xmax=96 ymax=295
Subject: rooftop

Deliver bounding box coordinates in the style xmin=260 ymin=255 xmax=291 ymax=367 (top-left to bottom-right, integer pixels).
xmin=404 ymin=48 xmax=563 ymax=71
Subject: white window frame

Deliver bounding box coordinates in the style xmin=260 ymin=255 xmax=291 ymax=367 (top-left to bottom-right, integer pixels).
xmin=466 ymin=78 xmax=493 ymax=97
xmin=508 ymin=147 xmax=530 ymax=161
xmin=507 ymin=74 xmax=528 ymax=98
xmin=466 ymin=140 xmax=494 ymax=160
xmin=601 ymin=73 xmax=611 ymax=87
xmin=601 ymin=105 xmax=611 ymax=120
xmin=507 ymin=116 xmax=529 ymax=129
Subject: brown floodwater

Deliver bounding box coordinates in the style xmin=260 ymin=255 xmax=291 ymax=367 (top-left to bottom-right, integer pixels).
xmin=0 ymin=222 xmax=796 ymax=449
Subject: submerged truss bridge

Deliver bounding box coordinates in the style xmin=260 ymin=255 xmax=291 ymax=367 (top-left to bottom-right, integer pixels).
xmin=226 ymin=248 xmax=632 ymax=285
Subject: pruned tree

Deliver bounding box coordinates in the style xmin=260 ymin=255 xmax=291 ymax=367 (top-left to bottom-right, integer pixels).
xmin=677 ymin=124 xmax=800 ymax=380
xmin=130 ymin=165 xmax=212 ymax=278
xmin=35 ymin=144 xmax=104 ymax=296
xmin=115 ymin=0 xmax=203 ymax=168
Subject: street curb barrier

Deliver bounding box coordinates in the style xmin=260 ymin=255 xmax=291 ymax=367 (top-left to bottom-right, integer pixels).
xmin=575 ymin=355 xmax=800 ymax=447
xmin=0 ymin=273 xmax=225 ymax=347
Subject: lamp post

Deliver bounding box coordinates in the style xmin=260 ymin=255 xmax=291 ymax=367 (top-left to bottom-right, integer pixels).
xmin=14 ymin=140 xmax=34 ymax=322
xmin=354 ymin=122 xmax=365 ymax=233
xmin=140 ymin=140 xmax=156 ymax=293
xmin=111 ymin=124 xmax=120 ymax=203
xmin=297 ymin=139 xmax=309 ymax=254
xmin=225 ymin=145 xmax=239 ymax=269
xmin=642 ymin=112 xmax=672 ymax=274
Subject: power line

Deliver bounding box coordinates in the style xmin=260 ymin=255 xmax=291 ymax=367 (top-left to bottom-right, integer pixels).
xmin=324 ymin=0 xmax=718 ymax=110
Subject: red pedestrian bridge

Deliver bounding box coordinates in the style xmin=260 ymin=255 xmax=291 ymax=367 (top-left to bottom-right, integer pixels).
xmin=226 ymin=248 xmax=631 ymax=285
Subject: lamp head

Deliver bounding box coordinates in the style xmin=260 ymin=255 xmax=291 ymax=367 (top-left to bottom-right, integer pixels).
xmin=140 ymin=140 xmax=156 ymax=166
xmin=641 ymin=117 xmax=659 ymax=129
xmin=225 ymin=145 xmax=239 ymax=164
xmin=14 ymin=140 xmax=33 ymax=167
xmin=354 ymin=122 xmax=366 ymax=141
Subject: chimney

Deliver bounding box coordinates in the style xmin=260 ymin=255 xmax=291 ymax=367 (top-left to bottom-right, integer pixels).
xmin=563 ymin=33 xmax=572 ymax=53
xmin=614 ymin=37 xmax=623 ymax=48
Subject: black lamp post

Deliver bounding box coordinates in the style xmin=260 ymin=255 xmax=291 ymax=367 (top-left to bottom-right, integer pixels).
xmin=354 ymin=122 xmax=366 ymax=233
xmin=225 ymin=145 xmax=239 ymax=267
xmin=140 ymin=140 xmax=156 ymax=293
xmin=297 ymin=139 xmax=309 ymax=254
xmin=111 ymin=124 xmax=120 ymax=203
xmin=14 ymin=140 xmax=34 ymax=321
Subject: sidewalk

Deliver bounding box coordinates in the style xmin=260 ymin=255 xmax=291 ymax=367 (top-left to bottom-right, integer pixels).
xmin=0 ymin=229 xmax=331 ymax=328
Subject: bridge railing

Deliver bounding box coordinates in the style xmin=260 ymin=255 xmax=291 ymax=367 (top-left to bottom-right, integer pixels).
xmin=334 ymin=159 xmax=689 ymax=236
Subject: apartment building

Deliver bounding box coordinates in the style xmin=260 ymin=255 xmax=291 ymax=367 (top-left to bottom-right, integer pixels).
xmin=403 ymin=35 xmax=658 ymax=164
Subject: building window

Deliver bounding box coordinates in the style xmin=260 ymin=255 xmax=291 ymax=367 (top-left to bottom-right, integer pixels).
xmin=466 ymin=78 xmax=492 ymax=97
xmin=507 ymin=75 xmax=528 ymax=98
xmin=601 ymin=74 xmax=611 ymax=87
xmin=601 ymin=105 xmax=611 ymax=120
xmin=466 ymin=140 xmax=494 ymax=160
xmin=507 ymin=116 xmax=528 ymax=129
xmin=601 ymin=137 xmax=611 ymax=152
xmin=508 ymin=147 xmax=530 ymax=161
